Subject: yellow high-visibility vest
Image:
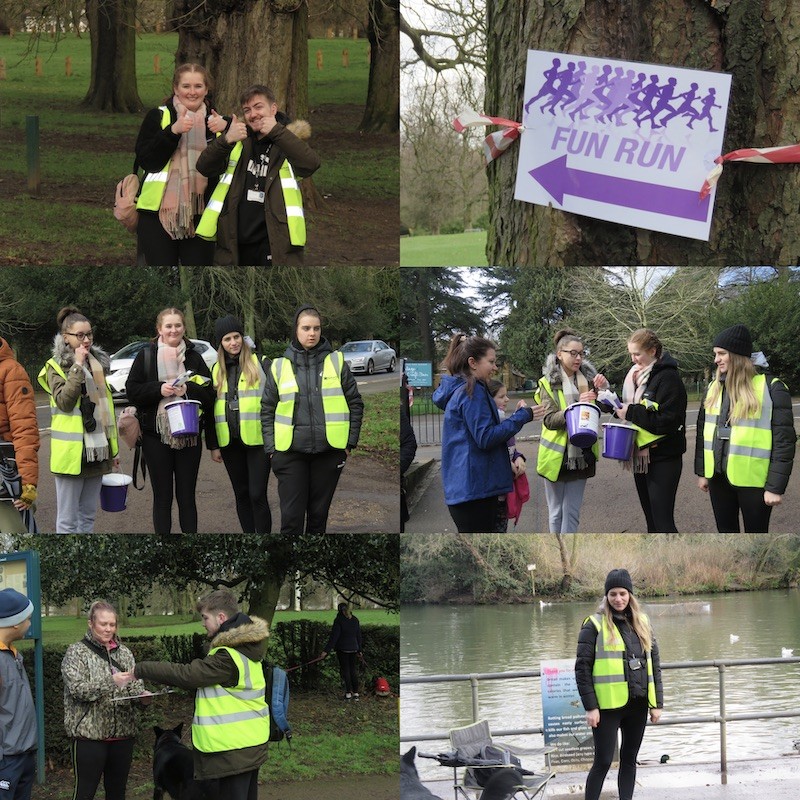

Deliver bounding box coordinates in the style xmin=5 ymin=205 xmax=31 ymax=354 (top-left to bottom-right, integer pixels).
xmin=211 ymin=356 xmax=264 ymax=447
xmin=135 ymin=106 xmax=172 ymax=211
xmin=37 ymin=360 xmax=118 ymax=475
xmin=628 ymin=398 xmax=666 ymax=448
xmin=270 ymin=352 xmax=349 ymax=451
xmin=587 ymin=612 xmax=656 ymax=710
xmin=196 ymin=140 xmax=306 ymax=245
xmin=192 ymin=646 xmax=269 ymax=753
xmin=702 ymin=374 xmax=774 ymax=487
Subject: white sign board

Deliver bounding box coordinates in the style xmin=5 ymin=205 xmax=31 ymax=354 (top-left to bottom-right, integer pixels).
xmin=515 ymin=50 xmax=732 ymax=240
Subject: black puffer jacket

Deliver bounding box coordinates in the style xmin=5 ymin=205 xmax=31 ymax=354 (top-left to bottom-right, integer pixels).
xmin=575 ymin=609 xmax=663 ymax=712
xmin=261 ymin=338 xmax=364 ymax=454
xmin=623 ymin=352 xmax=687 ymax=462
xmin=323 ymin=611 xmax=362 ymax=653
xmin=694 ymin=373 xmax=795 ymax=494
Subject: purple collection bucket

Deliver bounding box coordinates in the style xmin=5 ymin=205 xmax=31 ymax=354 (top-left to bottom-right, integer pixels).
xmin=564 ymin=402 xmax=600 ymax=448
xmin=602 ymin=422 xmax=637 ymax=461
xmin=100 ymin=473 xmax=133 ymax=512
xmin=164 ymin=399 xmax=201 ymax=436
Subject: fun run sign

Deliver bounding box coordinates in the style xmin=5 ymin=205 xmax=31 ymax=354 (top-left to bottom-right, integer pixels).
xmin=515 ymin=51 xmax=731 ymax=240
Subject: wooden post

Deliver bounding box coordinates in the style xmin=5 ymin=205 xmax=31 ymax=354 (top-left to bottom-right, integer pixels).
xmin=35 ymin=57 xmax=43 ymax=76
xmin=65 ymin=56 xmax=72 ymax=77
xmin=0 ymin=59 xmax=6 ymax=81
xmin=342 ymin=49 xmax=349 ymax=68
xmin=154 ymin=54 xmax=161 ymax=75
xmin=352 ymin=26 xmax=358 ymax=39
xmin=326 ymin=27 xmax=334 ymax=38
xmin=26 ymin=116 xmax=41 ymax=195
xmin=316 ymin=50 xmax=323 ymax=70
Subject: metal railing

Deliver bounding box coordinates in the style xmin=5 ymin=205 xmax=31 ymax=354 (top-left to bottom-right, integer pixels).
xmin=400 ymin=657 xmax=800 ymax=785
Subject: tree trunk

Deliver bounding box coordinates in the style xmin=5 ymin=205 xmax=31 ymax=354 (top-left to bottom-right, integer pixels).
xmin=171 ymin=0 xmax=309 ymax=119
xmin=82 ymin=0 xmax=142 ymax=112
xmin=179 ymin=267 xmax=198 ymax=338
xmin=486 ymin=0 xmax=800 ymax=265
xmin=554 ymin=533 xmax=573 ymax=592
xmin=359 ymin=0 xmax=400 ymax=133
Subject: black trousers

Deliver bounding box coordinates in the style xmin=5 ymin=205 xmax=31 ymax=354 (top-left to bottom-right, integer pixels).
xmin=270 ymin=449 xmax=347 ymax=533
xmin=137 ymin=211 xmax=215 ymax=266
xmin=447 ymin=496 xmax=501 ymax=533
xmin=237 ymin=238 xmax=271 ymax=266
xmin=633 ymin=456 xmax=682 ymax=532
xmin=336 ymin=651 xmax=359 ymax=694
xmin=708 ymin=473 xmax=773 ymax=532
xmin=220 ymin=438 xmax=272 ymax=532
xmin=141 ymin=434 xmax=203 ymax=533
xmin=585 ymin=698 xmax=649 ymax=800
xmin=70 ymin=738 xmax=135 ymax=800
xmin=216 ymin=768 xmax=259 ymax=800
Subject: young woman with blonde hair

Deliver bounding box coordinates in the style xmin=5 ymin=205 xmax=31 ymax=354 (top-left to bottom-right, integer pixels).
xmin=575 ymin=569 xmax=663 ymax=800
xmin=694 ymin=324 xmax=794 ymax=532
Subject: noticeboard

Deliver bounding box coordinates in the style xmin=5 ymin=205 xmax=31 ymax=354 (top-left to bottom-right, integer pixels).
xmin=404 ymin=361 xmax=434 ymax=388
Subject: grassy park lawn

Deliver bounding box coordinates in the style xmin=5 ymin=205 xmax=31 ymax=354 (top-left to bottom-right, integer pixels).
xmin=400 ymin=230 xmax=488 ymax=266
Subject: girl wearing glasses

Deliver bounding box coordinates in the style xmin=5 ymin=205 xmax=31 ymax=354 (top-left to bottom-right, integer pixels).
xmin=536 ymin=328 xmax=608 ymax=533
xmin=37 ymin=307 xmax=119 ymax=532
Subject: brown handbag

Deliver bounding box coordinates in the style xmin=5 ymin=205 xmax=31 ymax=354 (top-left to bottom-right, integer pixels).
xmin=113 ymin=167 xmax=140 ymax=233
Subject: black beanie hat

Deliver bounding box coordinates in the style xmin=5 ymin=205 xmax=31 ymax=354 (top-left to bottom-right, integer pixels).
xmin=713 ymin=324 xmax=753 ymax=357
xmin=605 ymin=568 xmax=634 ymax=596
xmin=214 ymin=315 xmax=244 ymax=347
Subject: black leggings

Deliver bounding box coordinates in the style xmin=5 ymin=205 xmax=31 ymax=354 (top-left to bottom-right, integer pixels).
xmin=633 ymin=457 xmax=682 ymax=533
xmin=141 ymin=434 xmax=203 ymax=533
xmin=447 ymin=496 xmax=500 ymax=533
xmin=220 ymin=438 xmax=272 ymax=532
xmin=217 ymin=768 xmax=259 ymax=800
xmin=137 ymin=211 xmax=215 ymax=266
xmin=337 ymin=651 xmax=359 ymax=694
xmin=585 ymin=698 xmax=649 ymax=800
xmin=708 ymin=473 xmax=772 ymax=532
xmin=71 ymin=738 xmax=135 ymax=800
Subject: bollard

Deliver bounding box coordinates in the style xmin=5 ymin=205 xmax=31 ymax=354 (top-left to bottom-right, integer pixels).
xmin=35 ymin=57 xmax=43 ymax=76
xmin=65 ymin=56 xmax=72 ymax=77
xmin=342 ymin=49 xmax=349 ymax=68
xmin=352 ymin=27 xmax=358 ymax=40
xmin=154 ymin=54 xmax=161 ymax=74
xmin=26 ymin=116 xmax=41 ymax=195
xmin=0 ymin=59 xmax=6 ymax=81
xmin=326 ymin=27 xmax=334 ymax=39
xmin=316 ymin=50 xmax=323 ymax=70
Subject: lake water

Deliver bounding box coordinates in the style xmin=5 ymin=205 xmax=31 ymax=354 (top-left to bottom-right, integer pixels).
xmin=401 ymin=590 xmax=800 ymax=778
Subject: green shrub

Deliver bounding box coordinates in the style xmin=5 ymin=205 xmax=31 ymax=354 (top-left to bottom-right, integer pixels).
xmin=440 ymin=220 xmax=465 ymax=235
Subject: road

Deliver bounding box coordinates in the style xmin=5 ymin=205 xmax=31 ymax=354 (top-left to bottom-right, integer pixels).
xmin=406 ymin=402 xmax=800 ymax=533
xmin=29 ymin=371 xmax=400 ymax=533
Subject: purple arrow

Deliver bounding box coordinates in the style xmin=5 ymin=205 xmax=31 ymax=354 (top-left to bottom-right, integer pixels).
xmin=530 ymin=155 xmax=710 ymax=222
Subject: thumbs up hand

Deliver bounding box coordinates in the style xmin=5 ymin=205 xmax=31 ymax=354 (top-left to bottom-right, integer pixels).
xmin=171 ymin=109 xmax=195 ymax=135
xmin=207 ymin=108 xmax=227 ymax=134
xmin=224 ymin=113 xmax=248 ymax=144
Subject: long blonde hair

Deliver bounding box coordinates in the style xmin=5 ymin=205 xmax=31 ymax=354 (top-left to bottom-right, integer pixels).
xmin=599 ymin=594 xmax=652 ymax=652
xmin=704 ymin=352 xmax=759 ymax=421
xmin=214 ymin=338 xmax=260 ymax=396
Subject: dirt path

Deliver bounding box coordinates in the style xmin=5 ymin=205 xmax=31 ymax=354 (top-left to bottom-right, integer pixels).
xmin=268 ymin=774 xmax=398 ymax=799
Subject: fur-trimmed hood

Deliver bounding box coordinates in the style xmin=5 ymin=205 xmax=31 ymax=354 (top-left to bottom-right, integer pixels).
xmin=50 ymin=334 xmax=111 ymax=372
xmin=210 ymin=614 xmax=270 ymax=653
xmin=287 ymin=119 xmax=312 ymax=140
xmin=542 ymin=352 xmax=600 ymax=388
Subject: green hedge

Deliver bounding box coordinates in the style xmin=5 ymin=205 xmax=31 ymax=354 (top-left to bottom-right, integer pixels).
xmin=24 ymin=620 xmax=398 ymax=765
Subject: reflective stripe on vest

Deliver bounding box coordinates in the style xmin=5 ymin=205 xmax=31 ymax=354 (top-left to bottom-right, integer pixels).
xmin=270 ymin=352 xmax=350 ymax=451
xmin=192 ymin=646 xmax=269 ymax=753
xmin=36 ymin=359 xmax=118 ymax=476
xmin=588 ymin=613 xmax=656 ymax=710
xmin=535 ymin=378 xmax=599 ymax=482
xmin=136 ymin=106 xmax=172 ymax=211
xmin=630 ymin=399 xmax=666 ymax=448
xmin=195 ymin=141 xmax=306 ymax=245
xmin=212 ymin=355 xmax=264 ymax=447
xmin=702 ymin=374 xmax=773 ymax=487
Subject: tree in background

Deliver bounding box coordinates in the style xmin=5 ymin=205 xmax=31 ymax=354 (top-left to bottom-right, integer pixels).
xmin=360 ymin=0 xmax=400 ymax=132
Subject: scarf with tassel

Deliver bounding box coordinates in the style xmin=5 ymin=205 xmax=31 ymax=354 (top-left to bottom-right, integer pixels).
xmin=560 ymin=365 xmax=591 ymax=470
xmin=82 ymin=352 xmax=114 ymax=462
xmin=622 ymin=361 xmax=655 ymax=473
xmin=155 ymin=339 xmax=197 ymax=449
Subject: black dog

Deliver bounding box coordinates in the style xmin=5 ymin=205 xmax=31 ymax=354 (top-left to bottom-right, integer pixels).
xmin=152 ymin=724 xmax=214 ymax=800
xmin=400 ymin=747 xmax=444 ymax=800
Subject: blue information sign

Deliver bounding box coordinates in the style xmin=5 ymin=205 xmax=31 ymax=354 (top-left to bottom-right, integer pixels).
xmin=404 ymin=361 xmax=433 ymax=387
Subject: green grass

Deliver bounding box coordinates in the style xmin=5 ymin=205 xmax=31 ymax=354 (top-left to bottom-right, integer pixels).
xmin=307 ymin=38 xmax=371 ymax=107
xmin=400 ymin=230 xmax=489 ymax=266
xmin=356 ymin=390 xmax=399 ymax=466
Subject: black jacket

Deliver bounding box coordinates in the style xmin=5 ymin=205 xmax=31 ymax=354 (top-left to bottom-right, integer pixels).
xmin=261 ymin=337 xmax=363 ymax=454
xmin=575 ymin=609 xmax=663 ymax=712
xmin=125 ymin=340 xmax=218 ymax=450
xmin=324 ymin=612 xmax=362 ymax=653
xmin=624 ymin=352 xmax=687 ymax=461
xmin=694 ymin=373 xmax=795 ymax=494
xmin=400 ymin=405 xmax=417 ymax=475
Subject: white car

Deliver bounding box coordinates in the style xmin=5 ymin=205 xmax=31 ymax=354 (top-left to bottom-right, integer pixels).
xmin=107 ymin=339 xmax=217 ymax=402
xmin=340 ymin=340 xmax=397 ymax=374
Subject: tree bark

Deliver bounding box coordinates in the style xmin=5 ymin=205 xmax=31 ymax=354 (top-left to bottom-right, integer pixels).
xmin=82 ymin=0 xmax=142 ymax=111
xmin=486 ymin=0 xmax=800 ymax=265
xmin=360 ymin=0 xmax=400 ymax=133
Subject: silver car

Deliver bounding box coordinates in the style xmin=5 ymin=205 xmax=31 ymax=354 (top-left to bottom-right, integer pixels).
xmin=340 ymin=340 xmax=396 ymax=375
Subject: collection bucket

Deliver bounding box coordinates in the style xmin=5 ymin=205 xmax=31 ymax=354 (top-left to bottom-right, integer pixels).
xmin=100 ymin=473 xmax=133 ymax=512
xmin=564 ymin=402 xmax=600 ymax=448
xmin=164 ymin=399 xmax=201 ymax=436
xmin=602 ymin=422 xmax=637 ymax=461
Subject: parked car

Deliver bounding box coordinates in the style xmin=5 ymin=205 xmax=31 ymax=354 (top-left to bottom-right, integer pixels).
xmin=106 ymin=338 xmax=217 ymax=402
xmin=340 ymin=340 xmax=396 ymax=375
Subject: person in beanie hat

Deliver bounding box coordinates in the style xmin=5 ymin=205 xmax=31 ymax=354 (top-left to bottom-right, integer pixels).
xmin=209 ymin=314 xmax=271 ymax=532
xmin=575 ymin=570 xmax=663 ymax=800
xmin=695 ymin=323 xmax=795 ymax=532
xmin=261 ymin=305 xmax=363 ymax=533
xmin=0 ymin=589 xmax=36 ymax=800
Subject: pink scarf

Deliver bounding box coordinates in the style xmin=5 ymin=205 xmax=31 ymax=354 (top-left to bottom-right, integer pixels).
xmin=622 ymin=362 xmax=655 ymax=473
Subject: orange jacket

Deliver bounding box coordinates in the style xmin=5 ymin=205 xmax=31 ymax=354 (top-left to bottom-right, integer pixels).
xmin=0 ymin=339 xmax=39 ymax=486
